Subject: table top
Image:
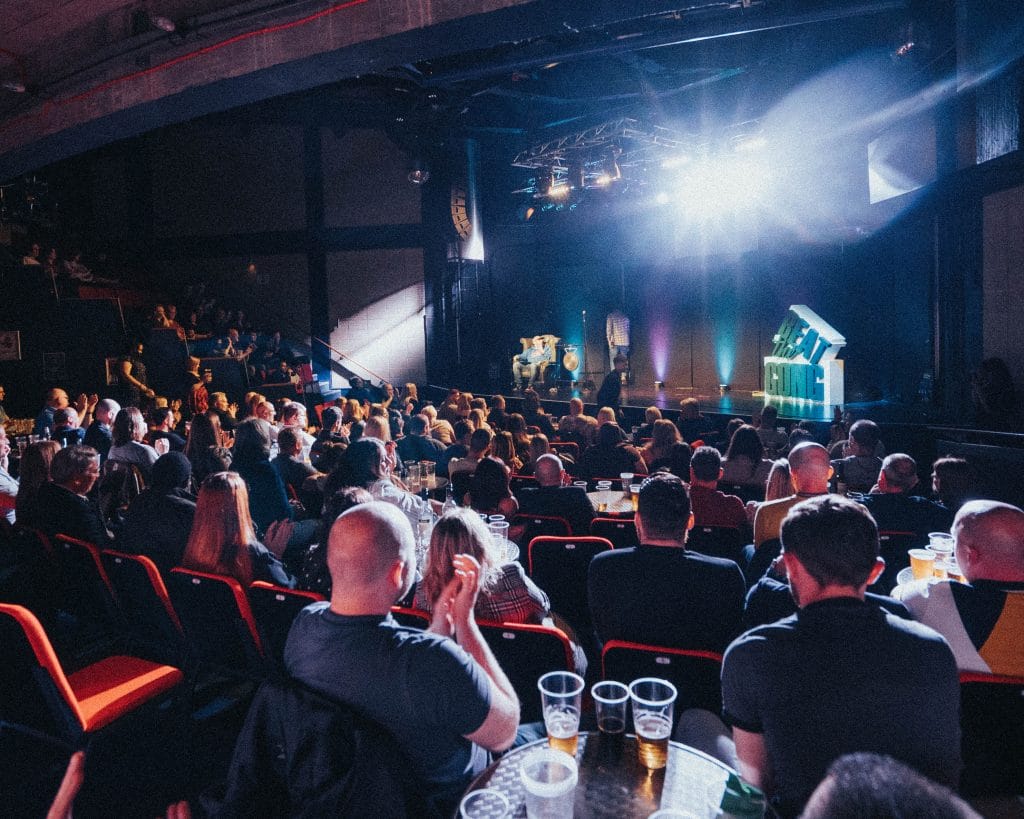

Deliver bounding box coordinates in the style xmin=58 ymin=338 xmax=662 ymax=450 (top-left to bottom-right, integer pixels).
xmin=465 ymin=732 xmax=735 ymax=818
xmin=587 ymin=489 xmax=636 ymax=517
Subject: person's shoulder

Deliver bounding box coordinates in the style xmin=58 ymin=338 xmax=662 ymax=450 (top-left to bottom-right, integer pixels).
xmin=686 ymin=550 xmax=742 ymax=572
xmin=724 ymin=615 xmax=796 ymax=659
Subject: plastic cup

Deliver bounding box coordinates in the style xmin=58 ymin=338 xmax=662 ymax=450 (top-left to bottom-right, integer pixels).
xmin=419 ymin=460 xmax=436 ymax=488
xmin=573 ymin=481 xmax=588 ymax=490
xmin=488 ymin=520 xmax=511 ymax=555
xmin=520 ymin=748 xmax=578 ymax=819
xmin=537 ymin=671 xmax=584 ymax=757
xmin=630 ymin=677 xmax=677 ymax=770
xmin=592 ymin=680 xmax=629 ymax=735
xmin=908 ymin=549 xmax=935 ymax=581
xmin=597 ymin=481 xmax=612 ymax=491
xmin=929 ymin=532 xmax=954 ymax=548
xmin=620 ymin=472 xmax=634 ymax=493
xmin=630 ymin=485 xmax=642 ymax=511
xmin=459 ymin=788 xmax=510 ymax=819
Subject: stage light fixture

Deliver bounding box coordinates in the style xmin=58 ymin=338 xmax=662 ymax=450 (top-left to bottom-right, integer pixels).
xmin=719 ymin=384 xmax=731 ymax=395
xmin=654 ymin=380 xmax=666 ymax=390
xmin=150 ymin=14 xmax=176 ymax=32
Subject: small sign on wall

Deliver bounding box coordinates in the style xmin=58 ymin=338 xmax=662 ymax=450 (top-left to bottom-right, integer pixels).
xmin=0 ymin=331 xmax=21 ymax=361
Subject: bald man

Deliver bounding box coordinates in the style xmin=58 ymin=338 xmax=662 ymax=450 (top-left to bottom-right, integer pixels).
xmin=516 ymin=453 xmax=595 ymax=535
xmin=753 ymin=442 xmax=833 ymax=547
xmin=857 ymin=454 xmax=953 ymax=539
xmin=284 ymin=502 xmax=519 ymax=808
xmin=893 ymin=500 xmax=1024 ymax=676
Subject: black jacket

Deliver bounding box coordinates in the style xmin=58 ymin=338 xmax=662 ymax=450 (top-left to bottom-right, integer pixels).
xmin=118 ymin=486 xmax=197 ymax=577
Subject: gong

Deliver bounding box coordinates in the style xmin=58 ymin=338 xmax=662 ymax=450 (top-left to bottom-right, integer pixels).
xmin=562 ymin=345 xmax=579 ymax=372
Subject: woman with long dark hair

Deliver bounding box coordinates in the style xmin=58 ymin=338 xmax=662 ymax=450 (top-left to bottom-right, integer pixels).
xmin=721 ymin=424 xmax=772 ymax=490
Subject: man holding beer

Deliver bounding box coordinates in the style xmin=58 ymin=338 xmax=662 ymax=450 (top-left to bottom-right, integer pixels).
xmin=721 ymin=496 xmax=961 ymax=817
xmin=285 ymin=502 xmax=519 ymax=810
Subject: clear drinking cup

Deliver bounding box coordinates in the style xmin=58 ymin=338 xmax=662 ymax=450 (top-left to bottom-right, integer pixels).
xmin=592 ymin=680 xmax=629 ymax=735
xmin=488 ymin=520 xmax=511 ymax=558
xmin=419 ymin=460 xmax=436 ymax=489
xmin=537 ymin=671 xmax=584 ymax=757
xmin=908 ymin=549 xmax=935 ymax=581
xmin=620 ymin=472 xmax=634 ymax=493
xmin=459 ymin=788 xmax=511 ymax=819
xmin=520 ymin=748 xmax=578 ymax=819
xmin=630 ymin=677 xmax=677 ymax=770
xmin=630 ymin=485 xmax=642 ymax=511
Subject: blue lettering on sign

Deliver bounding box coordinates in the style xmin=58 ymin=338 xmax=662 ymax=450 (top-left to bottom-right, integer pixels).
xmin=765 ymin=361 xmax=824 ymax=401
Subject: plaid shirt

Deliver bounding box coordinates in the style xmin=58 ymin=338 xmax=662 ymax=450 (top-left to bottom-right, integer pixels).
xmin=416 ymin=562 xmax=550 ymax=625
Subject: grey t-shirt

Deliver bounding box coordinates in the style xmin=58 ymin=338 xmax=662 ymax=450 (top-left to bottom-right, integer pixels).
xmin=722 ymin=597 xmax=961 ymax=817
xmin=284 ymin=604 xmax=491 ymax=796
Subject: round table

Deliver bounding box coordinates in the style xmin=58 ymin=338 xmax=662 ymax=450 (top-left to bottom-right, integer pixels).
xmin=465 ymin=732 xmax=738 ymax=818
xmin=586 ymin=489 xmax=636 ymax=516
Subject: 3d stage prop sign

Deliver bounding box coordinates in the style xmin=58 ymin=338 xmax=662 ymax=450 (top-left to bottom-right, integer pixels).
xmin=764 ymin=306 xmax=845 ymax=405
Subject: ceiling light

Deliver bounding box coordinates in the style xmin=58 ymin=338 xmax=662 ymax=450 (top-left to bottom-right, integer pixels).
xmin=150 ymin=15 xmax=176 ymax=33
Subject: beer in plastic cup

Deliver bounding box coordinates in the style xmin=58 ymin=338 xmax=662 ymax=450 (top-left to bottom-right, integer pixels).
xmin=520 ymin=748 xmax=577 ymax=819
xmin=630 ymin=485 xmax=641 ymax=511
xmin=630 ymin=677 xmax=677 ymax=770
xmin=908 ymin=549 xmax=935 ymax=581
xmin=538 ymin=671 xmax=584 ymax=757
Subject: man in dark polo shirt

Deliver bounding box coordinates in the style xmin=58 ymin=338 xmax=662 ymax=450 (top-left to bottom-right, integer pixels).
xmin=857 ymin=453 xmax=953 ymax=539
xmin=587 ymin=472 xmax=745 ymax=652
xmin=688 ymin=446 xmax=747 ymax=530
xmin=721 ymin=496 xmax=960 ymax=817
xmin=516 ymin=454 xmax=595 ymax=536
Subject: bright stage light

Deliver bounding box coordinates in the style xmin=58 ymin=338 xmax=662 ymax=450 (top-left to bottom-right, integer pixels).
xmin=676 ymin=155 xmax=770 ymax=217
xmin=655 ymin=191 xmax=671 ymax=205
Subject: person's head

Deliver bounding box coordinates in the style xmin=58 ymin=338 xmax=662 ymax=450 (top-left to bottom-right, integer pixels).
xmin=725 ymin=417 xmax=745 ymax=443
xmin=649 ymin=419 xmax=681 ymax=453
xmin=724 ymin=424 xmax=764 ymax=462
xmin=528 ymin=434 xmax=550 ymax=463
xmin=16 ymin=441 xmax=61 ymax=501
xmin=636 ymin=472 xmax=692 ymax=545
xmin=953 ymin=500 xmax=1024 ymax=583
xmin=456 ymin=393 xmax=473 ymax=415
xmin=663 ymin=442 xmax=693 ymax=480
xmin=338 ymin=437 xmax=389 ymax=488
xmin=644 ymin=406 xmax=662 ymax=425
xmin=596 ymin=406 xmax=617 ymax=427
xmin=319 ymin=405 xmax=342 ymax=434
xmin=453 ymin=419 xmax=474 ymax=445
xmin=277 ymin=427 xmax=302 ymax=459
xmin=760 ymin=405 xmax=778 ymax=428
xmin=341 ymin=398 xmax=363 ymax=423
xmin=327 ymin=502 xmax=416 ymax=609
xmin=255 ymin=400 xmax=276 ymax=424
xmin=186 ymin=354 xmax=200 ymax=374
xmin=150 ymin=406 xmax=174 ymax=430
xmin=407 ymin=414 xmax=429 ymax=436
xmin=210 ymin=392 xmax=229 ymax=413
xmin=507 ymin=413 xmax=528 ymax=438
xmin=764 ymin=458 xmax=794 ymax=501
xmin=568 ymin=397 xmax=583 ymax=416
xmin=492 ymin=394 xmax=505 ymax=411
xmin=50 ymin=445 xmax=101 ymax=495
xmin=931 ymin=457 xmax=976 ymax=511
xmin=403 ymin=382 xmax=419 ymax=401
xmin=281 ymin=401 xmax=307 ymax=428
xmin=420 ymin=404 xmax=437 ymax=423
xmin=780 ymin=495 xmax=883 ymax=604
xmin=421 ymin=508 xmax=501 ymax=608
xmin=469 ymin=428 xmax=493 ymax=456
xmin=802 ymin=752 xmax=981 ymax=819
xmin=185 ymin=411 xmax=221 ymax=456
xmin=846 ymin=420 xmax=880 ymax=456
xmin=46 ymin=388 xmax=69 ymax=410
xmin=0 ymin=384 xmax=4 ymax=402
xmin=470 ymin=397 xmax=487 ymax=412
xmin=94 ymin=398 xmax=120 ymax=426
xmin=788 ymin=427 xmax=814 ymax=449
xmin=363 ymin=415 xmax=390 ymax=442
xmin=468 ymin=456 xmax=513 ymax=511
xmin=468 ymin=408 xmax=488 ymax=430
xmin=183 ymin=472 xmax=257 ymax=585
xmin=522 ymin=390 xmax=542 ymax=414
xmin=787 ymin=442 xmax=833 ymax=494
xmin=597 ymin=422 xmax=626 ymax=448
xmin=151 ymin=452 xmax=192 ymax=492
xmin=678 ymin=397 xmax=700 ymax=420
xmin=53 ymin=407 xmax=79 ymax=429
xmin=534 ymin=453 xmax=564 ymax=487
xmin=613 ymin=353 xmax=627 ymax=371
xmin=878 ymin=453 xmax=918 ymax=494
xmin=232 ymin=418 xmax=273 ymax=465
xmin=112 ymin=406 xmax=146 ymax=446
xmin=689 ymin=446 xmax=723 ymax=486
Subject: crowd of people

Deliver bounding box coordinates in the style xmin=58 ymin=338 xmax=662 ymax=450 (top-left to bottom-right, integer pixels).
xmin=1 ymin=343 xmax=1021 ymax=816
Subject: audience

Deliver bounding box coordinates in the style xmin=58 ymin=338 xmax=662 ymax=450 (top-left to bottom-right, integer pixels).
xmin=930 ymin=456 xmax=977 ymax=512
xmin=753 ymin=442 xmax=832 ymax=548
xmin=640 ymin=419 xmax=682 ymax=470
xmin=108 ymin=406 xmax=159 ymax=484
xmin=14 ymin=440 xmax=60 ymax=526
xmin=516 ymin=453 xmax=594 ymax=535
xmin=31 ymin=445 xmax=112 ymax=545
xmin=396 ymin=413 xmax=445 ymax=464
xmin=464 ymin=457 xmax=519 ymax=519
xmin=184 ymin=412 xmax=233 ymax=486
xmin=490 ymin=430 xmax=523 ymax=474
xmin=687 ymin=446 xmax=747 ymax=530
xmin=0 ymin=426 xmax=17 ymax=523
xmin=857 ymin=454 xmax=954 ymax=538
xmin=830 ymin=419 xmax=882 ymax=494
xmin=720 ymin=424 xmax=772 ymax=491
xmin=755 ymin=405 xmax=788 ymax=459
xmin=83 ymin=398 xmax=120 ymax=460
xmin=575 ymin=422 xmax=646 ymax=481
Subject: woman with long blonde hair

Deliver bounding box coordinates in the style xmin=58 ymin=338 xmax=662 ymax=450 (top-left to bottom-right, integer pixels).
xmin=181 ymin=471 xmax=294 ymax=587
xmin=640 ymin=419 xmax=681 ymax=469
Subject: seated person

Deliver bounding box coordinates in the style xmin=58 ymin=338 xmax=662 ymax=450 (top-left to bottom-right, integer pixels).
xmin=511 ymin=335 xmax=552 ymax=389
xmin=857 ymin=454 xmax=953 ymax=539
xmin=464 ymin=457 xmax=519 ymax=519
xmin=52 ymin=407 xmax=86 ymax=448
xmin=688 ymin=446 xmax=747 ymax=530
xmin=575 ymin=422 xmax=646 ymax=482
xmin=516 ymin=454 xmax=594 ymax=536
xmin=829 ymin=420 xmax=882 ymax=494
xmin=33 ymin=445 xmax=113 ymax=545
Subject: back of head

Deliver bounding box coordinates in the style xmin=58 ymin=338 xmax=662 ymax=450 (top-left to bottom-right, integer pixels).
xmin=112 ymin=406 xmax=145 ymax=446
xmin=278 ymin=427 xmax=301 ymax=455
xmin=281 ymin=401 xmax=305 ymax=425
xmin=760 ymin=405 xmax=778 ymax=425
xmin=931 ymin=457 xmax=976 ymax=509
xmin=150 ymin=406 xmax=174 ymax=428
xmin=184 ymin=471 xmax=255 ymax=584
xmin=53 ymin=408 xmax=74 ymax=428
xmin=469 ymin=427 xmax=493 ymax=453
xmin=327 ymin=502 xmax=413 ymax=596
xmin=321 ymin=406 xmax=342 ymax=431
xmin=469 ymin=457 xmax=511 ymax=509
xmin=637 ymin=472 xmax=691 ymax=542
xmin=529 ymin=433 xmax=550 ymax=460
xmin=848 ymin=419 xmax=880 ymax=450
xmin=51 ymin=445 xmax=99 ymax=486
xmin=679 ymin=397 xmax=700 ymax=420
xmin=407 ymin=414 xmax=428 ymax=436
xmin=690 ymin=446 xmax=722 ymax=483
xmin=802 ymin=752 xmax=980 ymax=819
xmin=233 ymin=418 xmax=272 ymax=465
xmin=596 ymin=407 xmax=616 ymax=427
xmin=953 ymin=500 xmax=1024 ymax=579
xmin=152 ymin=452 xmax=192 ymax=491
xmin=725 ymin=424 xmax=763 ymax=462
xmin=534 ymin=453 xmax=563 ymax=487
xmin=780 ymin=495 xmax=878 ymax=588
xmin=336 ymin=438 xmax=386 ymax=488
xmin=765 ymin=459 xmax=794 ymax=502
xmin=568 ymin=397 xmax=583 ymax=415
xmin=881 ymin=453 xmax=918 ymax=492
xmin=645 ymin=406 xmax=662 ymax=424
xmin=453 ymin=419 xmax=474 ymax=441
xmin=421 ymin=508 xmax=497 ymax=606
xmin=363 ymin=416 xmax=389 ymax=442
xmin=787 ymin=442 xmax=831 ymax=488
xmin=651 ymin=419 xmax=680 ymax=450
xmin=95 ymin=398 xmax=121 ymax=423
xmin=597 ymin=422 xmax=625 ymax=448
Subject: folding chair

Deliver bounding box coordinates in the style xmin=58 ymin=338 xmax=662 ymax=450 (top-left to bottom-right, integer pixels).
xmin=686 ymin=526 xmax=746 ymax=565
xmin=510 ymin=514 xmax=571 ymax=546
xmin=248 ymin=582 xmax=325 ymax=667
xmin=590 ymin=517 xmax=639 ymax=549
xmin=601 ymin=640 xmax=724 ymax=716
xmin=167 ymin=568 xmax=265 ymax=680
xmin=0 ymin=602 xmax=183 ymax=747
xmin=478 ymin=621 xmax=575 ymax=723
xmin=100 ymin=549 xmax=186 ymax=666
xmin=527 ymin=536 xmax=612 ymax=650
xmin=958 ymin=671 xmax=1024 ymax=796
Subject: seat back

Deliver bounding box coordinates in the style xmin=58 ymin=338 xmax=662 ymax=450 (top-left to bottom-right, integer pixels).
xmin=549 ymin=441 xmax=579 ymax=460
xmin=390 ymin=606 xmax=431 ymax=630
xmin=527 ymin=536 xmax=612 ymax=641
xmin=52 ymin=534 xmax=124 ymax=662
xmin=744 ymin=538 xmax=782 ymax=588
xmin=0 ymin=602 xmax=84 ymax=741
xmin=248 ymin=582 xmax=325 ymax=667
xmin=510 ymin=514 xmax=571 ymax=546
xmin=602 ymin=640 xmax=724 ymax=717
xmin=872 ymin=531 xmax=918 ymax=594
xmin=477 ymin=621 xmax=574 ymax=723
xmin=589 ymin=517 xmax=639 ymax=549
xmin=510 ymin=474 xmax=538 ymax=496
xmin=686 ymin=526 xmax=746 ymax=565
xmin=1 ymin=525 xmax=61 ymax=619
xmin=167 ymin=568 xmax=265 ymax=678
xmin=958 ymin=672 xmax=1024 ymax=796
xmin=97 ymin=460 xmax=145 ymax=529
xmin=100 ymin=549 xmax=185 ymax=666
